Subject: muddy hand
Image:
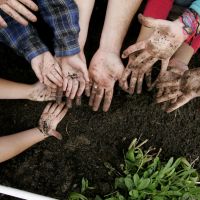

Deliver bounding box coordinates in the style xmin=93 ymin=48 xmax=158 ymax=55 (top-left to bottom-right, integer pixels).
xmin=156 ymin=68 xmax=200 ymax=112
xmin=121 ymin=14 xmax=187 ymax=93
xmin=89 ymin=50 xmax=124 ymax=112
xmin=0 ymin=0 xmax=38 ymax=27
xmin=38 ymin=102 xmax=68 ymax=140
xmin=31 ymin=52 xmax=63 ymax=89
xmin=56 ymin=87 xmax=63 ymax=104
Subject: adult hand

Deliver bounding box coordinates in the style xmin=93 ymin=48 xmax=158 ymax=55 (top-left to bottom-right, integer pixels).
xmin=156 ymin=68 xmax=200 ymax=113
xmin=56 ymin=54 xmax=90 ymax=101
xmin=31 ymin=52 xmax=63 ymax=89
xmin=0 ymin=0 xmax=38 ymax=27
xmin=38 ymin=102 xmax=68 ymax=140
xmin=89 ymin=49 xmax=124 ymax=112
xmin=28 ymin=82 xmax=56 ymax=102
xmin=120 ymin=14 xmax=187 ymax=94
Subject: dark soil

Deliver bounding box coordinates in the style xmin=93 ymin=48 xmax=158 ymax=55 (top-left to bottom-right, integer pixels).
xmin=1 ymin=1 xmax=200 ymax=200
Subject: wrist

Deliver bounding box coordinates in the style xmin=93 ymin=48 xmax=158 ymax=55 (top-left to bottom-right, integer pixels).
xmin=98 ymin=44 xmax=120 ymax=55
xmin=34 ymin=128 xmax=49 ymax=140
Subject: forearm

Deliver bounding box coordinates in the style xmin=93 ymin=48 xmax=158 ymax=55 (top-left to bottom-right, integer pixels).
xmin=100 ymin=0 xmax=143 ymax=54
xmin=0 ymin=79 xmax=32 ymax=99
xmin=173 ymin=43 xmax=194 ymax=65
xmin=74 ymin=0 xmax=95 ymax=49
xmin=0 ymin=128 xmax=47 ymax=163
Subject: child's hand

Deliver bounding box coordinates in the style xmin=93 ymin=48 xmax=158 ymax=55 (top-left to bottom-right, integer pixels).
xmin=0 ymin=0 xmax=38 ymax=27
xmin=31 ymin=52 xmax=63 ymax=89
xmin=38 ymin=103 xmax=68 ymax=140
xmin=28 ymin=82 xmax=57 ymax=102
xmin=156 ymin=68 xmax=200 ymax=113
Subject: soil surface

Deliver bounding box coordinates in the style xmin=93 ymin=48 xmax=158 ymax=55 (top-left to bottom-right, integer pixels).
xmin=1 ymin=1 xmax=200 ymax=200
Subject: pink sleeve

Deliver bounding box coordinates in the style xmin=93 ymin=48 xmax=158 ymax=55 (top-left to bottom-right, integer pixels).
xmin=190 ymin=35 xmax=200 ymax=53
xmin=143 ymin=0 xmax=174 ymax=19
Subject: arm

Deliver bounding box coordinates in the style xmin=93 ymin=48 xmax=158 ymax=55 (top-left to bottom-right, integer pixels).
xmin=89 ymin=0 xmax=143 ymax=112
xmin=74 ymin=0 xmax=95 ymax=50
xmin=0 ymin=79 xmax=56 ymax=101
xmin=0 ymin=103 xmax=67 ymax=163
xmin=0 ymin=128 xmax=47 ymax=163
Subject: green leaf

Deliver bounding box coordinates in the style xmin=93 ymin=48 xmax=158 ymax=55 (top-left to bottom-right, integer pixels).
xmin=137 ymin=178 xmax=151 ymax=190
xmin=129 ymin=189 xmax=139 ymax=198
xmin=95 ymin=195 xmax=103 ymax=200
xmin=115 ymin=177 xmax=126 ymax=190
xmin=126 ymin=149 xmax=135 ymax=162
xmin=133 ymin=174 xmax=140 ymax=187
xmin=81 ymin=178 xmax=89 ymax=193
xmin=125 ymin=176 xmax=134 ymax=191
xmin=68 ymin=192 xmax=88 ymax=200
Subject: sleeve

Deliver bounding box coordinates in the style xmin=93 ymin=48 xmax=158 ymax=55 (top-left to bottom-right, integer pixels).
xmin=0 ymin=12 xmax=48 ymax=62
xmin=190 ymin=0 xmax=200 ymax=16
xmin=143 ymin=0 xmax=174 ymax=19
xmin=37 ymin=0 xmax=80 ymax=57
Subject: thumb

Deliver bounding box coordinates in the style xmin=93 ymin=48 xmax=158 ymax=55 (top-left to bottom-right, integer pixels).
xmin=49 ymin=130 xmax=63 ymax=140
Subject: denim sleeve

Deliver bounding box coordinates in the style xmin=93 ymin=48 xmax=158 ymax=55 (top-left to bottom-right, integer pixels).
xmin=0 ymin=12 xmax=48 ymax=62
xmin=37 ymin=0 xmax=80 ymax=57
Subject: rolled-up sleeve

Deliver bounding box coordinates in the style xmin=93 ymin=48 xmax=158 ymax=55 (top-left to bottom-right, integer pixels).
xmin=37 ymin=0 xmax=80 ymax=57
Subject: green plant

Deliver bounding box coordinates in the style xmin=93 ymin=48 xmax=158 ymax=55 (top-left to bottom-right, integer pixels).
xmin=68 ymin=138 xmax=200 ymax=200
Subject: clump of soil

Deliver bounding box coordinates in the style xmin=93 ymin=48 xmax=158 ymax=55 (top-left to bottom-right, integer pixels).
xmin=1 ymin=1 xmax=200 ymax=200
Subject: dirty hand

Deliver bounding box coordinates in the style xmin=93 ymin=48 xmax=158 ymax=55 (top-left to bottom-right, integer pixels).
xmin=56 ymin=54 xmax=89 ymax=102
xmin=31 ymin=52 xmax=63 ymax=89
xmin=89 ymin=49 xmax=124 ymax=112
xmin=28 ymin=82 xmax=57 ymax=102
xmin=120 ymin=14 xmax=187 ymax=93
xmin=0 ymin=0 xmax=38 ymax=27
xmin=38 ymin=102 xmax=68 ymax=140
xmin=156 ymin=68 xmax=200 ymax=113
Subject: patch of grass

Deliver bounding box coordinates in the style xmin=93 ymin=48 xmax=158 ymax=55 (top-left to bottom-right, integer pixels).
xmin=68 ymin=138 xmax=200 ymax=200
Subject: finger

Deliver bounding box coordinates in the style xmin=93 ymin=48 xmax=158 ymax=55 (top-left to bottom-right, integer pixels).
xmin=54 ymin=64 xmax=63 ymax=77
xmin=89 ymin=84 xmax=98 ymax=106
xmin=138 ymin=13 xmax=164 ymax=29
xmin=66 ymin=79 xmax=73 ymax=97
xmin=49 ymin=103 xmax=59 ymax=114
xmin=44 ymin=77 xmax=57 ymax=89
xmin=122 ymin=41 xmax=146 ymax=58
xmin=56 ymin=87 xmax=63 ymax=104
xmin=129 ymin=70 xmax=138 ymax=95
xmin=63 ymin=77 xmax=68 ymax=91
xmin=145 ymin=69 xmax=152 ymax=88
xmin=156 ymin=91 xmax=183 ymax=103
xmin=32 ymin=66 xmax=43 ymax=83
xmin=0 ymin=15 xmax=7 ymax=27
xmin=85 ymin=81 xmax=90 ymax=97
xmin=157 ymin=79 xmax=180 ymax=88
xmin=48 ymin=73 xmax=62 ymax=88
xmin=69 ymin=79 xmax=79 ymax=99
xmin=103 ymin=90 xmax=113 ymax=112
xmin=43 ymin=102 xmax=52 ymax=113
xmin=156 ymin=88 xmax=164 ymax=98
xmin=53 ymin=102 xmax=66 ymax=117
xmin=77 ymin=79 xmax=85 ymax=97
xmin=76 ymin=96 xmax=82 ymax=106
xmin=131 ymin=51 xmax=151 ymax=67
xmin=54 ymin=106 xmax=68 ymax=125
xmin=51 ymin=69 xmax=63 ymax=86
xmin=137 ymin=72 xmax=144 ymax=94
xmin=119 ymin=67 xmax=132 ymax=91
xmin=93 ymin=87 xmax=104 ymax=111
xmin=18 ymin=0 xmax=39 ymax=11
xmin=0 ymin=4 xmax=28 ymax=26
xmin=7 ymin=0 xmax=37 ymax=22
xmin=66 ymin=98 xmax=72 ymax=108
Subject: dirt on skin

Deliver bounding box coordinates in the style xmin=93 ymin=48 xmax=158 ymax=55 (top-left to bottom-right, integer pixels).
xmin=1 ymin=1 xmax=200 ymax=200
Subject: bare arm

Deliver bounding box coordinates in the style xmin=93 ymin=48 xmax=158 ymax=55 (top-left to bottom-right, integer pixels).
xmin=0 ymin=128 xmax=47 ymax=163
xmin=74 ymin=0 xmax=95 ymax=49
xmin=100 ymin=0 xmax=143 ymax=54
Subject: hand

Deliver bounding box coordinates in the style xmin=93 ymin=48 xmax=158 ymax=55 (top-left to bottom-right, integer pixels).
xmin=38 ymin=102 xmax=68 ymax=140
xmin=120 ymin=14 xmax=187 ymax=94
xmin=28 ymin=82 xmax=57 ymax=102
xmin=0 ymin=0 xmax=38 ymax=27
xmin=31 ymin=52 xmax=63 ymax=89
xmin=89 ymin=49 xmax=124 ymax=112
xmin=156 ymin=68 xmax=200 ymax=113
xmin=56 ymin=54 xmax=89 ymax=100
